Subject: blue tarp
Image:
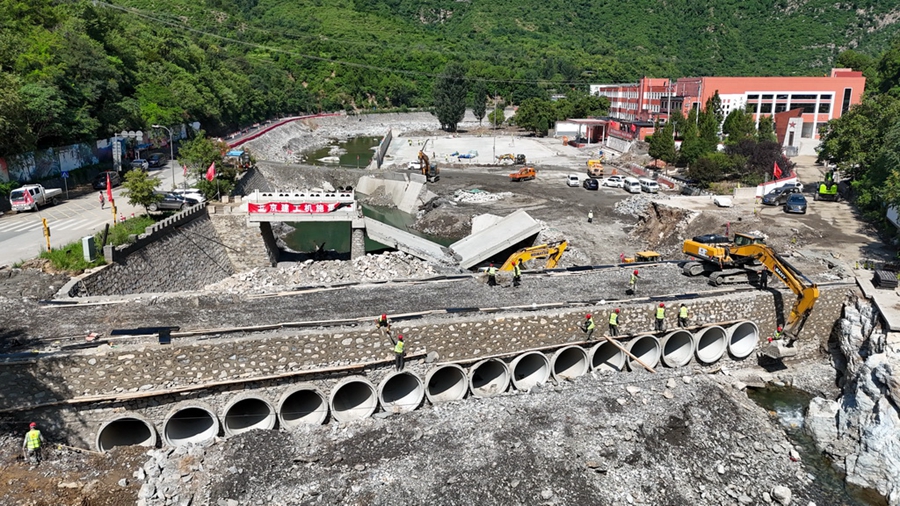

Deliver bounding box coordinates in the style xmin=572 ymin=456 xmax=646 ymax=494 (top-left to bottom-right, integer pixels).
xmin=226 ymin=150 xmax=245 ymax=157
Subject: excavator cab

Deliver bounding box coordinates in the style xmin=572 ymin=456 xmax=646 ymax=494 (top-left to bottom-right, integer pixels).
xmin=515 ymin=154 xmax=526 ymax=165
xmin=624 ymin=251 xmax=661 ymax=263
xmin=733 ymin=233 xmax=765 ymax=247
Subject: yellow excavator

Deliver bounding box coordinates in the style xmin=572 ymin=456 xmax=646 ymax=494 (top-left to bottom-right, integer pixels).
xmin=682 ymin=232 xmax=819 ymax=357
xmin=418 ymin=139 xmax=439 ymax=183
xmin=499 ymin=241 xmax=568 ymax=271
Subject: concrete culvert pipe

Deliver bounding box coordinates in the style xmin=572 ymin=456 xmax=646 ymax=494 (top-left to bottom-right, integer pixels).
xmin=468 ymin=359 xmax=510 ymax=398
xmin=425 ymin=364 xmax=468 ymax=404
xmin=378 ymin=371 xmax=425 ymax=413
xmin=626 ymin=334 xmax=661 ymax=371
xmin=163 ymin=402 xmax=220 ymax=447
xmin=222 ymin=393 xmax=276 ymax=437
xmin=509 ymin=351 xmax=550 ymax=390
xmin=550 ymin=346 xmax=589 ymax=381
xmin=660 ymin=330 xmax=695 ymax=368
xmin=727 ymin=321 xmax=760 ymax=359
xmin=95 ymin=412 xmax=158 ymax=452
xmin=589 ymin=341 xmax=626 ymax=372
xmin=329 ymin=376 xmax=378 ymax=423
xmin=695 ymin=325 xmax=728 ymax=364
xmin=277 ymin=384 xmax=329 ymax=428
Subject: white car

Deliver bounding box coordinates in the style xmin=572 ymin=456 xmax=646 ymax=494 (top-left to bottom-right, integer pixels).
xmin=566 ymin=174 xmax=580 ymax=187
xmin=601 ymin=176 xmax=624 ymax=188
xmin=781 ymin=181 xmax=804 ymax=192
xmin=170 ymin=188 xmax=207 ymax=204
xmin=407 ymin=161 xmax=422 ymax=170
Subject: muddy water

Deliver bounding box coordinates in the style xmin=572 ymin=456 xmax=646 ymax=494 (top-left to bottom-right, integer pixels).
xmin=304 ymin=136 xmax=381 ymax=167
xmin=746 ymin=387 xmax=886 ymax=506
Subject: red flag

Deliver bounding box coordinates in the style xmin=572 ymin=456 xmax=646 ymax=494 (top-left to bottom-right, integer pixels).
xmin=773 ymin=162 xmax=783 ymax=179
xmin=23 ymin=188 xmax=34 ymax=207
xmin=183 ymin=164 xmax=188 ymax=176
xmin=106 ymin=173 xmax=114 ymax=204
xmin=205 ymin=162 xmax=216 ymax=181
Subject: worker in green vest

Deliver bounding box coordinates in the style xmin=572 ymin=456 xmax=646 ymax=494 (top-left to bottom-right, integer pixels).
xmin=581 ymin=314 xmax=596 ymax=341
xmin=513 ymin=259 xmax=523 ymax=287
xmin=608 ymin=309 xmax=620 ymax=337
xmin=487 ymin=263 xmax=498 ymax=287
xmin=678 ymin=303 xmax=689 ymax=328
xmin=629 ymin=269 xmax=639 ymax=294
xmin=393 ymin=334 xmax=405 ymax=371
xmin=768 ymin=326 xmax=784 ymax=343
xmin=655 ymin=303 xmax=666 ymax=332
xmin=22 ymin=422 xmax=44 ymax=465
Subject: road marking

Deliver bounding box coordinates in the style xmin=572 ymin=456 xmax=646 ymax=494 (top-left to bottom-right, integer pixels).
xmin=6 ymin=222 xmax=44 ymax=232
xmin=53 ymin=218 xmax=92 ymax=231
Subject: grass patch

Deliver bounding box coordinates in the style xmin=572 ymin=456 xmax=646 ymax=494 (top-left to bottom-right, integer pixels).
xmin=97 ymin=216 xmax=155 ymax=247
xmin=37 ymin=215 xmax=159 ymax=272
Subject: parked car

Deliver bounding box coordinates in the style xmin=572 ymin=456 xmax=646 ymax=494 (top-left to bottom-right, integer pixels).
xmin=601 ymin=175 xmax=624 ymax=188
xmin=407 ymin=161 xmax=422 ymax=170
xmin=92 ymin=171 xmax=121 ymax=190
xmin=582 ymin=178 xmax=599 ymax=191
xmin=781 ymin=181 xmax=804 ymax=192
xmin=566 ymin=174 xmax=580 ymax=187
xmin=170 ymin=188 xmax=207 ymax=204
xmin=761 ymin=186 xmax=800 ymax=205
xmin=148 ymin=192 xmax=199 ymax=212
xmin=130 ymin=159 xmax=149 ymax=171
xmin=147 ymin=153 xmax=168 ymax=168
xmin=639 ymin=178 xmax=659 ymax=193
xmin=783 ymin=193 xmax=808 ymax=214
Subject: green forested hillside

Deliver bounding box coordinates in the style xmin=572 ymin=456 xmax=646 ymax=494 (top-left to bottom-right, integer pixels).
xmin=2 ymin=0 xmax=899 ymax=156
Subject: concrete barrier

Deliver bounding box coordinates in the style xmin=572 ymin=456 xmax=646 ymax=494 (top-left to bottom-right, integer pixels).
xmin=162 ymin=402 xmax=220 ymax=446
xmin=95 ymin=412 xmax=158 ymax=452
xmin=695 ymin=326 xmax=728 ymax=364
xmin=468 ymin=359 xmax=510 ymax=397
xmin=378 ymin=371 xmax=425 ymax=413
xmin=329 ymin=376 xmax=378 ymax=422
xmin=660 ymin=330 xmax=695 ymax=368
xmin=509 ymin=351 xmax=550 ymax=390
xmin=589 ymin=341 xmax=626 ymax=372
xmin=550 ymin=346 xmax=589 ymax=381
xmin=221 ymin=393 xmax=276 ymax=436
xmin=727 ymin=321 xmax=759 ymax=359
xmin=626 ymin=335 xmax=661 ymax=371
xmin=277 ymin=384 xmax=329 ymax=427
xmin=425 ymin=364 xmax=468 ymax=403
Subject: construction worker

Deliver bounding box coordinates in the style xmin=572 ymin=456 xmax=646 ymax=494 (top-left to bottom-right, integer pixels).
xmin=375 ymin=313 xmax=391 ymax=336
xmin=608 ymin=308 xmax=620 ymax=336
xmin=768 ymin=326 xmax=784 ymax=343
xmin=629 ymin=270 xmax=639 ymax=294
xmin=655 ymin=303 xmax=666 ymax=332
xmin=581 ymin=314 xmax=596 ymax=341
xmin=23 ymin=422 xmax=44 ymax=465
xmin=759 ymin=268 xmax=769 ymax=289
xmin=588 ymin=210 xmax=593 ymax=223
xmin=678 ymin=303 xmax=689 ymax=328
xmin=393 ymin=334 xmax=405 ymax=371
xmin=512 ymin=259 xmax=523 ymax=287
xmin=487 ymin=263 xmax=498 ymax=287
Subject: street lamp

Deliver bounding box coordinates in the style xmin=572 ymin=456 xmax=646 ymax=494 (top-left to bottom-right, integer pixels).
xmin=152 ymin=124 xmax=175 ymax=190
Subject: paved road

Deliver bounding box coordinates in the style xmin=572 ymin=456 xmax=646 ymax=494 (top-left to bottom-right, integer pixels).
xmin=0 ymin=162 xmax=188 ymax=266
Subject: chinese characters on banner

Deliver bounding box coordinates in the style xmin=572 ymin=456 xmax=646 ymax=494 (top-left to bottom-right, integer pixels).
xmin=248 ymin=202 xmax=345 ymax=214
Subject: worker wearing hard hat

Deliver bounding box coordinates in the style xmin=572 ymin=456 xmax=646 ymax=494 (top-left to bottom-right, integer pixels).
xmin=393 ymin=334 xmax=405 ymax=371
xmin=678 ymin=303 xmax=690 ymax=328
xmin=655 ymin=303 xmax=666 ymax=332
xmin=768 ymin=326 xmax=784 ymax=343
xmin=608 ymin=309 xmax=621 ymax=337
xmin=629 ymin=269 xmax=639 ymax=294
xmin=581 ymin=314 xmax=596 ymax=341
xmin=22 ymin=422 xmax=44 ymax=465
xmin=487 ymin=263 xmax=498 ymax=287
xmin=375 ymin=313 xmax=392 ymax=337
xmin=513 ymin=259 xmax=523 ymax=287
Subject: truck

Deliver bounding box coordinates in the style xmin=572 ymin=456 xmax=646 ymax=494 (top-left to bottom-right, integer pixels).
xmin=9 ymin=184 xmax=63 ymax=212
xmin=587 ymin=159 xmax=604 ymax=178
xmin=509 ymin=167 xmax=536 ymax=182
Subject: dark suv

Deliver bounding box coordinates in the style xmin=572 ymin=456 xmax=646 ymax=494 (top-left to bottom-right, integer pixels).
xmin=761 ymin=186 xmax=801 ymax=205
xmin=148 ymin=153 xmax=168 ymax=168
xmin=92 ymin=171 xmax=121 ymax=190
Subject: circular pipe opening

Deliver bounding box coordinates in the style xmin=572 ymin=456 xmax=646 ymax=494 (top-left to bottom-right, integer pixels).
xmin=589 ymin=341 xmax=626 ymax=372
xmin=95 ymin=413 xmax=158 ymax=452
xmin=378 ymin=371 xmax=425 ymax=413
xmin=695 ymin=325 xmax=728 ymax=364
xmin=660 ymin=330 xmax=695 ymax=368
xmin=727 ymin=321 xmax=760 ymax=359
xmin=278 ymin=385 xmax=329 ymax=428
xmin=222 ymin=394 xmax=276 ymax=437
xmin=329 ymin=376 xmax=378 ymax=422
xmin=625 ymin=334 xmax=661 ymax=371
xmin=509 ymin=352 xmax=550 ymax=390
xmin=163 ymin=403 xmax=220 ymax=447
xmin=425 ymin=364 xmax=468 ymax=404
xmin=550 ymin=346 xmax=589 ymax=381
xmin=468 ymin=359 xmax=510 ymax=398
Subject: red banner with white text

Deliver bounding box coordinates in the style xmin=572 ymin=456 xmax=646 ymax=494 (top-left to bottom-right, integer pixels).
xmin=248 ymin=202 xmax=346 ymax=214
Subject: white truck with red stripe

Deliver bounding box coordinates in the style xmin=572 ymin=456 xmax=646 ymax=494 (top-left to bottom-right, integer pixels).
xmin=9 ymin=184 xmax=63 ymax=212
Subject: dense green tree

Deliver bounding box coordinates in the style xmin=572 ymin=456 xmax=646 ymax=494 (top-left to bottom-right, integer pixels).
xmin=121 ymin=169 xmax=162 ymax=213
xmin=472 ymin=82 xmax=487 ymax=125
xmin=432 ymin=62 xmax=468 ymax=132
xmin=722 ymin=108 xmax=756 ymax=143
xmin=513 ymin=98 xmax=554 ymax=136
xmin=817 ymin=95 xmax=900 ymax=179
xmin=648 ymin=121 xmax=676 ymax=166
xmin=488 ymin=105 xmax=505 ymax=129
xmin=756 ymin=116 xmax=777 ymax=143
xmin=678 ymin=109 xmax=704 ymax=166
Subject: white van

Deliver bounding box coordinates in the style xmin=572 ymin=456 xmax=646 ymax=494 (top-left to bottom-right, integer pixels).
xmin=566 ymin=174 xmax=580 ymax=187
xmin=623 ymin=177 xmax=641 ymax=194
xmin=639 ymin=178 xmax=659 ymax=194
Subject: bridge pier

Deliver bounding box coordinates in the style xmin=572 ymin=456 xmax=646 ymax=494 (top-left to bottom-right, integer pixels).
xmin=351 ymin=219 xmax=366 ymax=260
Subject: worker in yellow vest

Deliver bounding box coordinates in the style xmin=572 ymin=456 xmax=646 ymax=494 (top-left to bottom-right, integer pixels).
xmin=655 ymin=303 xmax=666 ymax=332
xmin=22 ymin=422 xmax=44 ymax=465
xmin=608 ymin=309 xmax=620 ymax=336
xmin=375 ymin=313 xmax=392 ymax=337
xmin=393 ymin=334 xmax=405 ymax=371
xmin=678 ymin=303 xmax=689 ymax=328
xmin=581 ymin=314 xmax=596 ymax=341
xmin=629 ymin=270 xmax=639 ymax=294
xmin=487 ymin=264 xmax=498 ymax=287
xmin=513 ymin=259 xmax=523 ymax=287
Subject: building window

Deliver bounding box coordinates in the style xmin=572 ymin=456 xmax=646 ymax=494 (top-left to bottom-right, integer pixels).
xmin=762 ymin=94 xmax=773 ymax=100
xmin=792 ymin=94 xmax=816 ymax=100
xmin=795 ymin=103 xmax=817 ymax=113
xmin=820 ymin=94 xmax=832 ymax=100
xmin=747 ymin=103 xmax=758 ymax=113
xmin=801 ymin=123 xmax=815 ymax=138
xmin=774 ymin=104 xmax=787 ymax=113
xmin=776 ymin=94 xmax=788 ymax=100
xmin=760 ymin=103 xmax=773 ymax=113
xmin=747 ymin=94 xmax=759 ymax=100
xmin=818 ymin=103 xmax=831 ymax=114
xmin=841 ymin=88 xmax=852 ymax=114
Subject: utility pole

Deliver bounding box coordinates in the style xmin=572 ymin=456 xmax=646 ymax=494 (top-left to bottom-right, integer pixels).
xmin=152 ymin=125 xmax=176 ymax=190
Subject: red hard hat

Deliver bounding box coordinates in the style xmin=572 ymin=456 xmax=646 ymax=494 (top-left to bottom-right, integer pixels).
xmin=586 ymin=314 xmax=591 ymax=318
xmin=659 ymin=303 xmax=665 ymax=307
xmin=615 ymin=308 xmax=620 ymax=313
xmin=29 ymin=422 xmax=36 ymax=428
xmin=398 ymin=335 xmax=403 ymax=340
xmin=777 ymin=326 xmax=783 ymax=331
xmin=633 ymin=270 xmax=639 ymax=275
xmin=381 ymin=313 xmax=386 ymax=319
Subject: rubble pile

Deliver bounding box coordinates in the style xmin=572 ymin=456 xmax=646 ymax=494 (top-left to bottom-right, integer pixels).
xmin=613 ymin=193 xmax=671 ymax=218
xmin=452 ymin=189 xmax=512 ymax=204
xmin=205 ymin=251 xmax=439 ymax=294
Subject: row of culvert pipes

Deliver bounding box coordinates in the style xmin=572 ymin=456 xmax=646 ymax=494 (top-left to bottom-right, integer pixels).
xmin=94 ymin=321 xmax=759 ymax=452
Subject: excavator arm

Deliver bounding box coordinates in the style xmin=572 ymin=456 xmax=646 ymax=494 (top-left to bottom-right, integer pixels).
xmin=500 ymin=241 xmax=568 ymax=271
xmin=731 ymin=244 xmax=820 ymax=341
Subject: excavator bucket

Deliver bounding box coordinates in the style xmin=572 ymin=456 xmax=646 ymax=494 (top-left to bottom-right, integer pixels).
xmin=760 ymin=341 xmax=799 ymax=360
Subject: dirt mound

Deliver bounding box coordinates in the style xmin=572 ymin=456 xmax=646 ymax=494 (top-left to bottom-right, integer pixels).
xmin=0 ymin=265 xmax=70 ymax=300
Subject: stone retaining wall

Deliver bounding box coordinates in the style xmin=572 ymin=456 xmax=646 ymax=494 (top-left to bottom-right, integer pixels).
xmin=0 ymin=285 xmax=850 ymax=446
xmin=207 ymin=211 xmax=275 ymax=270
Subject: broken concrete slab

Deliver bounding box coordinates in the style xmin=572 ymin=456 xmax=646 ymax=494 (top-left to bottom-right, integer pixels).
xmin=363 ymin=217 xmax=457 ymax=266
xmin=450 ymin=210 xmax=541 ymax=269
